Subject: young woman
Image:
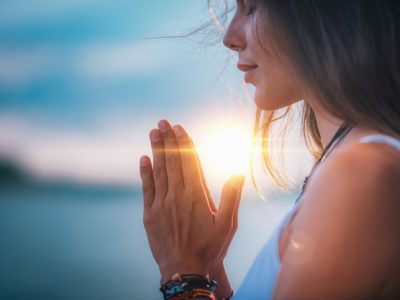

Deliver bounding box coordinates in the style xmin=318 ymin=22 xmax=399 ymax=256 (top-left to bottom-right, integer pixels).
xmin=139 ymin=1 xmax=400 ymax=299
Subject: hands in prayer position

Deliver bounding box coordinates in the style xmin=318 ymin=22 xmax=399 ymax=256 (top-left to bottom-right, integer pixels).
xmin=139 ymin=119 xmax=245 ymax=288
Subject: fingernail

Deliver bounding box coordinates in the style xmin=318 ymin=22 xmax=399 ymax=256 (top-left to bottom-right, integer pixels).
xmin=150 ymin=129 xmax=162 ymax=142
xmin=158 ymin=120 xmax=170 ymax=134
xmin=173 ymin=125 xmax=183 ymax=137
xmin=140 ymin=156 xmax=149 ymax=167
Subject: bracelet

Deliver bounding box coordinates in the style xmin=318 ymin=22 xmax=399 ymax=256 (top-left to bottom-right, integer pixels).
xmin=167 ymin=288 xmax=216 ymax=300
xmin=160 ymin=273 xmax=218 ymax=300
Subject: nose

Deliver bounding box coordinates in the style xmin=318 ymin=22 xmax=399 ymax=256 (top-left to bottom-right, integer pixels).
xmin=223 ymin=18 xmax=246 ymax=51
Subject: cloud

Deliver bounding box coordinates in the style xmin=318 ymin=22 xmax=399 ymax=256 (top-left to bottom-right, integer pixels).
xmin=0 ymin=0 xmax=117 ymax=27
xmin=0 ymin=114 xmax=149 ymax=186
xmin=0 ymin=40 xmax=173 ymax=88
xmin=0 ymin=47 xmax=61 ymax=86
xmin=77 ymin=40 xmax=173 ymax=80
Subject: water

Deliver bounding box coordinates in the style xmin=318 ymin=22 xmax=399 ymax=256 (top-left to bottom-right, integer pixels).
xmin=0 ymin=183 xmax=294 ymax=299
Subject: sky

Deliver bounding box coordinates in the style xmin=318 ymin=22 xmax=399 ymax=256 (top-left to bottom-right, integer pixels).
xmin=0 ymin=3 xmax=315 ymax=296
xmin=0 ymin=0 xmax=313 ymax=196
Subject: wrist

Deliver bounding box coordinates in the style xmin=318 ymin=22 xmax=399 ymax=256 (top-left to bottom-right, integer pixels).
xmin=209 ymin=262 xmax=234 ymax=299
xmin=159 ymin=273 xmax=218 ymax=300
xmin=159 ymin=261 xmax=210 ymax=285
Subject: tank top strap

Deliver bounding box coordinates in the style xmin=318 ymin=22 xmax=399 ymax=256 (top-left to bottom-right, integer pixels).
xmin=358 ymin=134 xmax=400 ymax=150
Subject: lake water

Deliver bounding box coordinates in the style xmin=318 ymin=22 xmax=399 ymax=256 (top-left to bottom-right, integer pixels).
xmin=0 ymin=184 xmax=295 ymax=299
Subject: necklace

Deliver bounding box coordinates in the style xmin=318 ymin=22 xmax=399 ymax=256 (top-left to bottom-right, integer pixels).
xmin=294 ymin=122 xmax=355 ymax=204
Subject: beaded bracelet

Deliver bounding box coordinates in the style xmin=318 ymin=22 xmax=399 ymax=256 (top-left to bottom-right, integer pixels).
xmin=160 ymin=273 xmax=218 ymax=300
xmin=167 ymin=288 xmax=216 ymax=300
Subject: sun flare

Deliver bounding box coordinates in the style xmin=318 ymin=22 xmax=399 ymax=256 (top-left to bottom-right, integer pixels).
xmin=196 ymin=122 xmax=253 ymax=183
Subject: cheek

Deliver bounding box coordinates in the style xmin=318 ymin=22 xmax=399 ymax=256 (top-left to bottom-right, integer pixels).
xmin=253 ymin=65 xmax=303 ymax=110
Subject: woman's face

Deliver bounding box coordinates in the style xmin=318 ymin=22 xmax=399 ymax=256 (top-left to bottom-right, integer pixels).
xmin=223 ymin=0 xmax=304 ymax=110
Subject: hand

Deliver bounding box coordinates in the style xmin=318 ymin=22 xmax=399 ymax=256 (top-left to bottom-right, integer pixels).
xmin=139 ymin=119 xmax=245 ymax=284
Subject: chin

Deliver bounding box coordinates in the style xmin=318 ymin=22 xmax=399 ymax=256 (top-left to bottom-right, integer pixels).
xmin=254 ymin=90 xmax=288 ymax=110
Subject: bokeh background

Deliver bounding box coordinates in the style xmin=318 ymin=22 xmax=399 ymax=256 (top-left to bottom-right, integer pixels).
xmin=0 ymin=1 xmax=313 ymax=299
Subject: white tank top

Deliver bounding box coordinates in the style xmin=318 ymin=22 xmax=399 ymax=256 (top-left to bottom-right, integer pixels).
xmin=232 ymin=134 xmax=400 ymax=300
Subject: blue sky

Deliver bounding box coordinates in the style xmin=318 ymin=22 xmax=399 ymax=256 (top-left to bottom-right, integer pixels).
xmin=0 ymin=0 xmax=312 ymax=195
xmin=0 ymin=0 xmax=231 ymax=120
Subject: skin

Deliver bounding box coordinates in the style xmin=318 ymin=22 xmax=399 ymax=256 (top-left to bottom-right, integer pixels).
xmin=140 ymin=121 xmax=244 ymax=298
xmin=140 ymin=0 xmax=400 ymax=298
xmin=223 ymin=0 xmax=304 ymax=112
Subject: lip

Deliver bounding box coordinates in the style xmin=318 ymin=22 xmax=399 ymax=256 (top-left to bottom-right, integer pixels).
xmin=237 ymin=64 xmax=258 ymax=83
xmin=237 ymin=63 xmax=257 ymax=72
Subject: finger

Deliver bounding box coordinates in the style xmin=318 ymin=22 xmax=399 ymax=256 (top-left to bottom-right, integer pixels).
xmin=172 ymin=125 xmax=202 ymax=188
xmin=221 ymin=184 xmax=244 ymax=257
xmin=188 ymin=136 xmax=216 ymax=213
xmin=139 ymin=155 xmax=155 ymax=210
xmin=218 ymin=181 xmax=244 ymax=259
xmin=177 ymin=129 xmax=216 ymax=213
xmin=149 ymin=128 xmax=168 ymax=199
xmin=158 ymin=119 xmax=184 ymax=190
xmin=216 ymin=175 xmax=245 ymax=230
xmin=232 ymin=180 xmax=244 ymax=230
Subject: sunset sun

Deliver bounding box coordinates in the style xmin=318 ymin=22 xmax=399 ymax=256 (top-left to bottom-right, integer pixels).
xmin=195 ymin=122 xmax=253 ymax=183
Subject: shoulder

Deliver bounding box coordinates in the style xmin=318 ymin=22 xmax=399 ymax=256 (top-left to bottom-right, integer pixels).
xmin=310 ymin=139 xmax=400 ymax=203
xmin=298 ymin=140 xmax=400 ymax=229
xmin=274 ymin=141 xmax=400 ymax=299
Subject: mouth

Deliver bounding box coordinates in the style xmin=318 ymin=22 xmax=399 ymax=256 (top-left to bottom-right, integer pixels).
xmin=237 ymin=64 xmax=258 ymax=83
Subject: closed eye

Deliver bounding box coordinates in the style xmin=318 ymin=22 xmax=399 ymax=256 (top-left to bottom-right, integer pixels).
xmin=235 ymin=0 xmax=255 ymax=17
xmin=245 ymin=5 xmax=254 ymax=16
xmin=243 ymin=0 xmax=255 ymax=16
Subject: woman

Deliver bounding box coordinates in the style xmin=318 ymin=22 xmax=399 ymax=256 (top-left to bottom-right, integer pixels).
xmin=139 ymin=1 xmax=400 ymax=299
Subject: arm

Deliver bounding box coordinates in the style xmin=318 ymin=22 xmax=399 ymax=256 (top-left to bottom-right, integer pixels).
xmin=273 ymin=142 xmax=400 ymax=299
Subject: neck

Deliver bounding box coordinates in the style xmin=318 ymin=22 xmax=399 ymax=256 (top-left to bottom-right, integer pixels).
xmin=313 ymin=109 xmax=343 ymax=148
xmin=306 ymin=99 xmax=394 ymax=151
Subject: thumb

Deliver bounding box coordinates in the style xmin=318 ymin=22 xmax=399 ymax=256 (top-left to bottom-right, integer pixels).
xmin=216 ymin=174 xmax=245 ymax=228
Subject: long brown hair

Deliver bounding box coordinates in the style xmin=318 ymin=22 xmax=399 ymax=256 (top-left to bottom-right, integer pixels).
xmin=149 ymin=1 xmax=400 ymax=195
xmin=208 ymin=0 xmax=400 ymax=194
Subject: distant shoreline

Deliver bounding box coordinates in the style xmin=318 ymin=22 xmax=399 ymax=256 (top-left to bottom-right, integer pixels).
xmin=0 ymin=159 xmax=141 ymax=197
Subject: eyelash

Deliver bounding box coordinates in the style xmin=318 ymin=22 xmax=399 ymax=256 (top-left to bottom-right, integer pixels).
xmin=240 ymin=0 xmax=255 ymax=16
xmin=245 ymin=6 xmax=254 ymax=16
